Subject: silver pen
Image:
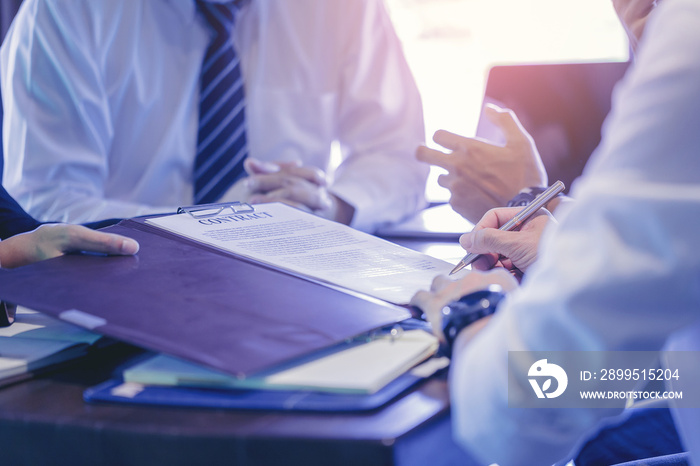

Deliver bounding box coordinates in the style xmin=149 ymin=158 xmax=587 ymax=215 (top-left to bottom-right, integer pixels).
xmin=450 ymin=180 xmax=566 ymax=275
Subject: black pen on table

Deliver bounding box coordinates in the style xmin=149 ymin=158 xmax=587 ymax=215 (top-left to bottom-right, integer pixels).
xmin=449 ymin=180 xmax=566 ymax=275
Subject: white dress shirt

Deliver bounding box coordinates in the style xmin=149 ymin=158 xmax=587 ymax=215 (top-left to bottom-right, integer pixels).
xmin=1 ymin=0 xmax=428 ymax=232
xmin=449 ymin=1 xmax=700 ymax=464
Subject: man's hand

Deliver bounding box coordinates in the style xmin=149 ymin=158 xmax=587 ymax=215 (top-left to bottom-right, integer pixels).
xmin=244 ymin=158 xmax=355 ymax=224
xmin=612 ymin=0 xmax=659 ymax=51
xmin=460 ymin=206 xmax=554 ymax=275
xmin=416 ymin=104 xmax=547 ymax=223
xmin=0 ymin=224 xmax=139 ymax=269
xmin=410 ymin=269 xmax=517 ymax=341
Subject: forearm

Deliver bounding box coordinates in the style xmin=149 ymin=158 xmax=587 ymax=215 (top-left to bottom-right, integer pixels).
xmin=449 ymin=310 xmax=605 ymax=466
xmin=333 ymin=0 xmax=428 ymax=231
xmin=15 ymin=185 xmax=175 ymax=224
xmin=332 ymin=153 xmax=428 ymax=232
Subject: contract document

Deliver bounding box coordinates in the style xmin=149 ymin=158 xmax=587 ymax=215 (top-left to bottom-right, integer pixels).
xmin=146 ymin=202 xmax=460 ymax=304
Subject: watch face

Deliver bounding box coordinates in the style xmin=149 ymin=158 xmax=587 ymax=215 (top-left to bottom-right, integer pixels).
xmin=507 ymin=188 xmax=543 ymax=207
xmin=507 ymin=195 xmax=534 ymax=207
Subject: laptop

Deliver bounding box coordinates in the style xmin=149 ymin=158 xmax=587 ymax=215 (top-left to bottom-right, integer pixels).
xmin=476 ymin=61 xmax=630 ymax=192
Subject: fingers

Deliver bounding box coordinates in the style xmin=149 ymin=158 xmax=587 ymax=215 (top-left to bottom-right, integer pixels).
xmin=470 ymin=254 xmax=499 ymax=272
xmin=415 ymin=145 xmax=455 ymax=171
xmin=470 ymin=207 xmax=524 ymax=233
xmin=612 ymin=0 xmax=657 ymax=46
xmin=459 ymin=210 xmax=552 ymax=273
xmin=431 ymin=129 xmax=469 ymax=152
xmin=246 ymin=158 xmax=326 ymax=186
xmin=430 ymin=274 xmax=454 ymax=292
xmin=0 ymin=224 xmax=139 ymax=269
xmin=431 ymin=129 xmax=490 ymax=154
xmin=612 ymin=0 xmax=656 ymax=23
xmin=409 ymin=289 xmax=446 ymax=339
xmin=248 ymin=180 xmax=332 ymax=213
xmin=279 ymin=163 xmax=327 ymax=186
xmin=424 ymin=127 xmax=515 ymax=165
xmin=480 ymin=268 xmax=520 ymax=292
xmin=463 ymin=228 xmax=525 ymax=258
xmin=245 ymin=160 xmax=332 ymax=213
xmin=89 ymin=232 xmax=140 ymax=256
xmin=247 ymin=173 xmax=294 ymax=193
xmin=409 ymin=289 xmax=437 ymax=314
xmin=483 ymin=104 xmax=531 ymax=145
xmin=244 ymin=158 xmax=281 ymax=175
xmin=243 ymin=159 xmax=339 ymax=218
xmin=417 ymin=131 xmax=497 ymax=172
xmin=59 ymin=225 xmax=140 ymax=256
xmin=410 ymin=269 xmax=518 ymax=340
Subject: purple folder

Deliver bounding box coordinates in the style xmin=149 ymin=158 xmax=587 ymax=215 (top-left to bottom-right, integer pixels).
xmin=0 ymin=218 xmax=410 ymax=378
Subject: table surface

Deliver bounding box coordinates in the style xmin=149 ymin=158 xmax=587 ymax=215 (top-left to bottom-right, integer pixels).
xmin=0 ymin=236 xmax=475 ymax=466
xmin=0 ymin=342 xmax=474 ymax=466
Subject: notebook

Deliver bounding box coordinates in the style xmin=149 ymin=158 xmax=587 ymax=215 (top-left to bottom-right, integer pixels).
xmin=122 ymin=329 xmax=440 ymax=395
xmin=0 ymin=307 xmax=103 ymax=386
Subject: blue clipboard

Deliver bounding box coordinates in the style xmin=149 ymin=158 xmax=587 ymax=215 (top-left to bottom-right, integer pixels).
xmin=83 ymin=369 xmax=442 ymax=413
xmin=84 ymin=319 xmax=446 ymax=412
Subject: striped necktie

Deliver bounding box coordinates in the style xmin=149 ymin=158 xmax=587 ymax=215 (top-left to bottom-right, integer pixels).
xmin=193 ymin=1 xmax=248 ymax=204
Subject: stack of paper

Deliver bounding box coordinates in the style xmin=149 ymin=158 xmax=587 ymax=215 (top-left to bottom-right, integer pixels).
xmin=123 ymin=330 xmax=440 ymax=395
xmin=0 ymin=307 xmax=102 ymax=384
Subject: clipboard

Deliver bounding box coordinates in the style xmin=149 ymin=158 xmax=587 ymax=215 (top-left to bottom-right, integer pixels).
xmin=0 ymin=203 xmax=412 ymax=379
xmin=176 ymin=200 xmax=256 ymax=218
xmin=83 ymin=370 xmax=436 ymax=413
xmin=140 ymin=201 xmax=455 ymax=304
xmin=83 ymin=320 xmax=448 ymax=413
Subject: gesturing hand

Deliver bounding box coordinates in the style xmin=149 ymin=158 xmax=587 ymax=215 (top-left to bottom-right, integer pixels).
xmin=416 ymin=104 xmax=547 ymax=223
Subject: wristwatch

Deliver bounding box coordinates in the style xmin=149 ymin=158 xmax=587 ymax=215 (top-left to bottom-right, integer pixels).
xmin=507 ymin=186 xmax=554 ymax=207
xmin=441 ymin=285 xmax=505 ymax=357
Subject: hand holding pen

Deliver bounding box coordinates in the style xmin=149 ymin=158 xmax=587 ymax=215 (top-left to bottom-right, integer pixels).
xmin=450 ymin=181 xmax=565 ymax=275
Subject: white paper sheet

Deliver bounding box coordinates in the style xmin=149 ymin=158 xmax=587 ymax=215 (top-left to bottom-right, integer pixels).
xmin=146 ymin=203 xmax=462 ymax=304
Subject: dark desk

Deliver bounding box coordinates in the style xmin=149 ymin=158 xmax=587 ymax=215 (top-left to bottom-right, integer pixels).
xmin=0 ymin=236 xmax=474 ymax=466
xmin=0 ymin=344 xmax=473 ymax=466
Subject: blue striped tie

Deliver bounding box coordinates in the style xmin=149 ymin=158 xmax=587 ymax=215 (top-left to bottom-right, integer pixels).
xmin=193 ymin=2 xmax=248 ymax=204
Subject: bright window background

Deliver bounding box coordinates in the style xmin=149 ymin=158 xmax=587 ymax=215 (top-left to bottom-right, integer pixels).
xmin=385 ymin=0 xmax=629 ymax=201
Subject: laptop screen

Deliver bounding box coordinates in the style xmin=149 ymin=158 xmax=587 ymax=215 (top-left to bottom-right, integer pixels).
xmin=475 ymin=61 xmax=630 ymax=192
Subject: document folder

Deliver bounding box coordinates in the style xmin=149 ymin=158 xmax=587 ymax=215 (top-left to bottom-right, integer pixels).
xmin=83 ymin=326 xmax=448 ymax=412
xmin=84 ymin=370 xmax=432 ymax=413
xmin=0 ymin=214 xmax=411 ymax=378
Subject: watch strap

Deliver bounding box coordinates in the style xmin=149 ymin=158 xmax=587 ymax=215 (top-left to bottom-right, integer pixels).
xmin=441 ymin=286 xmax=505 ymax=357
xmin=0 ymin=301 xmax=16 ymax=327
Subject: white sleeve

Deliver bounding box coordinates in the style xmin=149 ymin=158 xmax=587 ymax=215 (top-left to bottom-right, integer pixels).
xmin=449 ymin=1 xmax=700 ymax=464
xmin=331 ymin=0 xmax=429 ymax=232
xmin=1 ymin=0 xmax=172 ymax=222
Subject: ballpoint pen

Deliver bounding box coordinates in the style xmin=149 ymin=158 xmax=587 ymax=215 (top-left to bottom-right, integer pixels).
xmin=449 ymin=180 xmax=566 ymax=275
